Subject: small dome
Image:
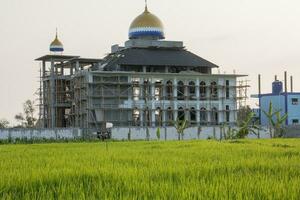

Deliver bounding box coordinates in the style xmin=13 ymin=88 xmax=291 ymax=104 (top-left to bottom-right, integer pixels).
xmin=129 ymin=6 xmax=165 ymax=40
xmin=50 ymin=31 xmax=64 ymax=52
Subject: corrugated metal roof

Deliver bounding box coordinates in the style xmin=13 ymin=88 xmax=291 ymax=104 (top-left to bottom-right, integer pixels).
xmin=103 ymin=48 xmax=219 ymax=69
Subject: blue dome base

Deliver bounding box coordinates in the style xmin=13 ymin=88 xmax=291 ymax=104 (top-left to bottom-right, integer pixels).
xmin=50 ymin=47 xmax=64 ymax=52
xmin=129 ymin=30 xmax=165 ymax=40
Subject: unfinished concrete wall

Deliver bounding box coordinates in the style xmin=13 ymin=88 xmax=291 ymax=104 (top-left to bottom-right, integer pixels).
xmin=0 ymin=128 xmax=82 ymax=141
xmin=111 ymin=127 xmax=271 ymax=141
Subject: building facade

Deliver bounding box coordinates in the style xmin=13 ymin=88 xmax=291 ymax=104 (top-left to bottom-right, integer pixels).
xmin=37 ymin=5 xmax=247 ymax=131
xmin=252 ymin=80 xmax=300 ymax=126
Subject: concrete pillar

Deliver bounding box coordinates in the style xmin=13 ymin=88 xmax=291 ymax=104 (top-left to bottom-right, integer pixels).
xmin=42 ymin=61 xmax=46 ymax=77
xmin=173 ymin=78 xmax=177 ymax=98
xmin=162 ymin=109 xmax=166 ymax=127
xmin=70 ymin=64 xmax=74 ymax=75
xmin=50 ymin=60 xmax=56 ymax=128
xmin=151 ymin=80 xmax=156 ymax=127
xmin=184 ymin=81 xmax=188 ymax=100
xmin=140 ymin=109 xmax=144 ymax=127
xmin=174 ymin=102 xmax=178 ymax=120
xmin=196 ymin=79 xmax=200 ymax=99
xmin=165 ymin=66 xmax=169 ymax=73
xmin=128 ymin=76 xmax=132 ymax=110
xmin=75 ymin=61 xmax=80 ymax=72
xmin=196 ymin=104 xmax=200 ymax=125
xmin=60 ymin=62 xmax=64 ymax=75
xmin=140 ymin=78 xmax=144 ymax=99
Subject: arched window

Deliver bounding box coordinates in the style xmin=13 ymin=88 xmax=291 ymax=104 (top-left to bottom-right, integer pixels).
xmin=177 ymin=81 xmax=185 ymax=100
xmin=200 ymin=81 xmax=206 ymax=98
xmin=132 ymin=81 xmax=140 ymax=101
xmin=200 ymin=107 xmax=207 ymax=123
xmin=132 ymin=107 xmax=140 ymax=126
xmin=210 ymin=82 xmax=218 ymax=99
xmin=166 ymin=80 xmax=173 ymax=100
xmin=144 ymin=107 xmax=150 ymax=127
xmin=155 ymin=107 xmax=162 ymax=126
xmin=190 ymin=107 xmax=196 ymax=124
xmin=211 ymin=107 xmax=218 ymax=125
xmin=155 ymin=81 xmax=162 ymax=101
xmin=178 ymin=107 xmax=185 ymax=121
xmin=189 ymin=81 xmax=196 ymax=100
xmin=167 ymin=107 xmax=173 ymax=124
xmin=226 ymin=105 xmax=230 ymax=122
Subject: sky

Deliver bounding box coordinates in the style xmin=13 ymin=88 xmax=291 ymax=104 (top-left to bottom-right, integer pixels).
xmin=0 ymin=0 xmax=300 ymax=124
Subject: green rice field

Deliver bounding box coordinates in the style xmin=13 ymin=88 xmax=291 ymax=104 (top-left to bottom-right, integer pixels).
xmin=0 ymin=139 xmax=300 ymax=199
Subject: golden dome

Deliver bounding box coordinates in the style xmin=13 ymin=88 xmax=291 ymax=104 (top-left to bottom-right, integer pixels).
xmin=129 ymin=6 xmax=165 ymax=39
xmin=130 ymin=7 xmax=164 ymax=29
xmin=50 ymin=35 xmax=63 ymax=47
xmin=50 ymin=30 xmax=64 ymax=52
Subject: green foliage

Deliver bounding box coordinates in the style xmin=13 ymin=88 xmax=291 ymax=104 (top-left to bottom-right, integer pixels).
xmin=0 ymin=119 xmax=9 ymax=128
xmin=237 ymin=106 xmax=253 ymax=125
xmin=173 ymin=118 xmax=189 ymax=140
xmin=156 ymin=127 xmax=161 ymax=140
xmin=222 ymin=112 xmax=260 ymax=140
xmin=15 ymin=100 xmax=37 ymax=128
xmin=0 ymin=140 xmax=300 ymax=199
xmin=263 ymin=101 xmax=288 ymax=138
xmin=236 ymin=112 xmax=261 ymax=139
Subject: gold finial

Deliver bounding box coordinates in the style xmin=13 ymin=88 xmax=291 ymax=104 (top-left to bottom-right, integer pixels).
xmin=145 ymin=0 xmax=149 ymax=12
xmin=55 ymin=28 xmax=58 ymax=39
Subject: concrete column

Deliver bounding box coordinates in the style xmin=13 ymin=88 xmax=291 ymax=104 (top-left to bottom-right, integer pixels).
xmin=140 ymin=78 xmax=144 ymax=99
xmin=75 ymin=61 xmax=80 ymax=72
xmin=184 ymin=81 xmax=188 ymax=100
xmin=128 ymin=76 xmax=132 ymax=110
xmin=196 ymin=79 xmax=200 ymax=99
xmin=42 ymin=61 xmax=46 ymax=77
xmin=50 ymin=60 xmax=56 ymax=128
xmin=185 ymin=109 xmax=189 ymax=121
xmin=60 ymin=62 xmax=64 ymax=75
xmin=140 ymin=109 xmax=144 ymax=127
xmin=165 ymin=66 xmax=169 ymax=73
xmin=151 ymin=80 xmax=156 ymax=127
xmin=173 ymin=102 xmax=178 ymax=120
xmin=196 ymin=104 xmax=200 ymax=125
xmin=70 ymin=64 xmax=74 ymax=75
xmin=173 ymin=78 xmax=177 ymax=98
xmin=162 ymin=110 xmax=166 ymax=127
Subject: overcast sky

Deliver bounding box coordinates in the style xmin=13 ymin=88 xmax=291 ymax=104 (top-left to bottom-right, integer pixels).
xmin=0 ymin=0 xmax=300 ymax=124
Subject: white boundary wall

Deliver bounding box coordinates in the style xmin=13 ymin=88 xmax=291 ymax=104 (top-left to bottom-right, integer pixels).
xmin=0 ymin=128 xmax=82 ymax=140
xmin=112 ymin=127 xmax=271 ymax=141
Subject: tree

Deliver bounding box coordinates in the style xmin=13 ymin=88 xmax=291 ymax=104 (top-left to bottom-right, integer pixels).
xmin=263 ymin=101 xmax=288 ymax=138
xmin=237 ymin=106 xmax=253 ymax=125
xmin=236 ymin=112 xmax=261 ymax=139
xmin=0 ymin=119 xmax=9 ymax=128
xmin=173 ymin=118 xmax=188 ymax=140
xmin=15 ymin=100 xmax=37 ymax=128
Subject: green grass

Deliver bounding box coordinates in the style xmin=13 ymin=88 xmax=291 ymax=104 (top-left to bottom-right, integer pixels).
xmin=1 ymin=139 xmax=300 ymax=199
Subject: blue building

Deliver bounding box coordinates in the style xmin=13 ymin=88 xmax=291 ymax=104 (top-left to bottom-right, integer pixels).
xmin=252 ymin=80 xmax=300 ymax=126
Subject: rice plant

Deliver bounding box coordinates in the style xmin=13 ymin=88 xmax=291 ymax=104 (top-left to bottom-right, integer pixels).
xmin=0 ymin=139 xmax=300 ymax=199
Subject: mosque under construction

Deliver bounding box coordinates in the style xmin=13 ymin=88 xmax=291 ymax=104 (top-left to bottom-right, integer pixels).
xmin=36 ymin=4 xmax=248 ymax=132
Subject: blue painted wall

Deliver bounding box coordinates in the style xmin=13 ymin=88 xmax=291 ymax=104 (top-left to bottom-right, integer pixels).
xmin=259 ymin=94 xmax=300 ymax=126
